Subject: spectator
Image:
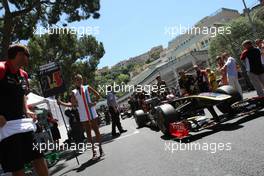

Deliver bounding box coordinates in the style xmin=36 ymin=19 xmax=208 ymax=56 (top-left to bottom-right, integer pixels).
xmin=193 ymin=65 xmax=209 ymax=93
xmin=128 ymin=96 xmax=136 ymax=115
xmin=216 ymin=56 xmax=228 ymax=86
xmin=255 ymin=39 xmax=264 ymax=66
xmin=221 ymin=52 xmax=243 ymax=96
xmin=178 ymin=71 xmax=196 ymax=96
xmin=156 ymin=75 xmax=167 ymax=95
xmin=241 ymin=40 xmax=264 ymax=96
xmin=206 ymin=68 xmax=218 ymax=91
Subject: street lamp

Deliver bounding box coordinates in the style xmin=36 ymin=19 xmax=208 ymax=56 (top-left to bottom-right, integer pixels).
xmin=242 ymin=0 xmax=257 ymax=37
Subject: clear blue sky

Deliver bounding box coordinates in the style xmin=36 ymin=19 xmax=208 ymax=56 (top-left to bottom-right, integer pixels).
xmin=43 ymin=0 xmax=258 ymax=68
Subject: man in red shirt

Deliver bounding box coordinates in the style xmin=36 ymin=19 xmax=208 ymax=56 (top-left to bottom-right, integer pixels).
xmin=241 ymin=40 xmax=264 ymax=96
xmin=0 ymin=44 xmax=48 ymax=176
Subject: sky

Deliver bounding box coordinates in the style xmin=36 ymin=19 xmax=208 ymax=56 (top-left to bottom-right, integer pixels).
xmin=11 ymin=0 xmax=260 ymax=68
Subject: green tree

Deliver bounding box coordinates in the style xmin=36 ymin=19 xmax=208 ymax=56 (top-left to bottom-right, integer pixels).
xmin=209 ymin=14 xmax=264 ymax=90
xmin=0 ymin=0 xmax=101 ymax=59
xmin=150 ymin=51 xmax=161 ymax=60
xmin=145 ymin=59 xmax=151 ymax=64
xmin=117 ymin=74 xmax=130 ymax=84
xmin=209 ymin=16 xmax=264 ymax=68
xmin=27 ymin=31 xmax=105 ymax=95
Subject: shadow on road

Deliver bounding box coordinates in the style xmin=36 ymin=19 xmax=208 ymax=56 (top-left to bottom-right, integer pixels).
xmin=73 ymin=157 xmax=105 ymax=173
xmin=160 ymin=111 xmax=264 ymax=143
xmin=49 ymin=131 xmax=117 ymax=175
xmin=100 ymin=132 xmax=115 ymax=145
xmin=49 ymin=163 xmax=68 ymax=175
xmin=55 ymin=157 xmax=105 ymax=176
xmin=62 ymin=151 xmax=82 ymax=161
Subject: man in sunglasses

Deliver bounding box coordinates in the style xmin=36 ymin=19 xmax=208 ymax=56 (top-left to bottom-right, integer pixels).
xmin=0 ymin=44 xmax=49 ymax=176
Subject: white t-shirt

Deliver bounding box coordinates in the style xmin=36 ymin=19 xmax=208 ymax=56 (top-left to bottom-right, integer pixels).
xmin=224 ymin=57 xmax=238 ymax=78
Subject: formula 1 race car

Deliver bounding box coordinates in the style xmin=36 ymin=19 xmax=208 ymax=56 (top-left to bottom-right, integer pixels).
xmin=134 ymin=86 xmax=264 ymax=139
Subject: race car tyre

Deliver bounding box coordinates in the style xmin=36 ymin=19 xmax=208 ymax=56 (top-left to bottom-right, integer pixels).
xmin=134 ymin=110 xmax=148 ymax=128
xmin=156 ymin=104 xmax=177 ymax=136
xmin=215 ymin=85 xmax=242 ymax=114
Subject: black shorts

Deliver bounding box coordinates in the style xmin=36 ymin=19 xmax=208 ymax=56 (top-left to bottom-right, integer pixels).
xmin=0 ymin=131 xmax=43 ymax=173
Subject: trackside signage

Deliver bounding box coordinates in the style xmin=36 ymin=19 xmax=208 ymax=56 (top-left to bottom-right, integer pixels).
xmin=38 ymin=62 xmax=66 ymax=98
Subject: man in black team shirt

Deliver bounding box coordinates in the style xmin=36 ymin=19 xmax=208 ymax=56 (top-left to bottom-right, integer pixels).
xmin=241 ymin=40 xmax=264 ymax=97
xmin=178 ymin=71 xmax=196 ymax=96
xmin=0 ymin=44 xmax=48 ymax=176
xmin=156 ymin=75 xmax=167 ymax=96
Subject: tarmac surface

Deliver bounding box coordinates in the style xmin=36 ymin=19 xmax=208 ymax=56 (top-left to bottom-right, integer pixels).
xmin=50 ymin=91 xmax=264 ymax=176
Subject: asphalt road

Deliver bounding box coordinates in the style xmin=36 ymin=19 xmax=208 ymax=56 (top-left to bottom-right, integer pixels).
xmin=50 ymin=91 xmax=264 ymax=176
